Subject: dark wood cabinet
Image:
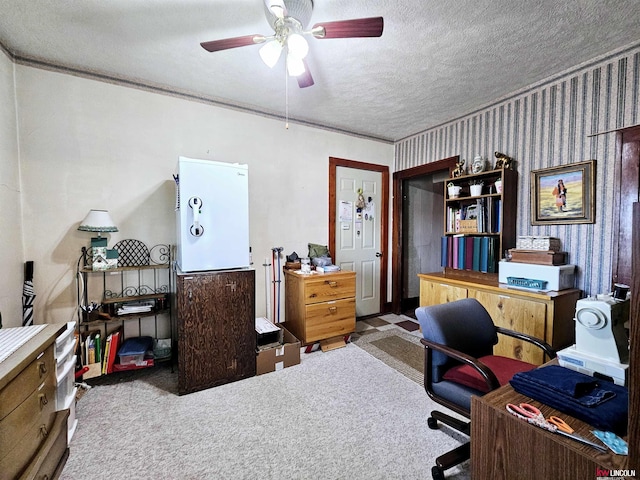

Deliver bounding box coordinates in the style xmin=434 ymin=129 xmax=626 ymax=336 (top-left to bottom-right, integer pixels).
xmin=175 ymin=269 xmax=256 ymax=395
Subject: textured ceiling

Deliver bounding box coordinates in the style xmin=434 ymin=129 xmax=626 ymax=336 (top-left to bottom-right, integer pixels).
xmin=0 ymin=0 xmax=639 ymax=142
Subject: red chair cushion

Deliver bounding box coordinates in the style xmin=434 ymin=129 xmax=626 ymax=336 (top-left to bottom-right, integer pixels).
xmin=442 ymin=355 xmax=537 ymax=393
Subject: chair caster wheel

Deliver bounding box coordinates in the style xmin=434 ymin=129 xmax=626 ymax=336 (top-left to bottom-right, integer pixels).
xmin=427 ymin=416 xmax=438 ymax=429
xmin=431 ymin=465 xmax=445 ymax=480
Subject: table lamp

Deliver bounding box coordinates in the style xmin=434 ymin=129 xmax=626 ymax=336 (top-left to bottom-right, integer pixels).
xmin=78 ymin=209 xmax=118 ymax=238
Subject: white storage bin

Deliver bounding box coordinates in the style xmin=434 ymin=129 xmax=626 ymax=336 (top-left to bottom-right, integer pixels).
xmin=61 ymin=386 xmax=78 ymax=443
xmin=56 ymin=355 xmax=76 ymax=409
xmin=498 ymin=261 xmax=576 ymax=291
xmin=55 ymin=321 xmax=76 ymax=365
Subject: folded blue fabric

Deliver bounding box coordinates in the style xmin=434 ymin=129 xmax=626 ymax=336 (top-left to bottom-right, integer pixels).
xmin=510 ymin=365 xmax=628 ymax=436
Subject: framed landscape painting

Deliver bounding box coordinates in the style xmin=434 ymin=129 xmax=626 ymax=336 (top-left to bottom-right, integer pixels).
xmin=530 ymin=160 xmax=596 ymax=225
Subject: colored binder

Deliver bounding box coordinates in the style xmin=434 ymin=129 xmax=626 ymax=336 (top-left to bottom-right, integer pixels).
xmin=464 ymin=237 xmax=474 ymax=270
xmin=441 ymin=236 xmax=448 ymax=267
xmin=480 ymin=237 xmax=489 ymax=272
xmin=458 ymin=236 xmax=465 ymax=269
xmin=453 ymin=236 xmax=459 ymax=269
xmin=487 ymin=237 xmax=497 ymax=273
xmin=472 ymin=237 xmax=481 ymax=271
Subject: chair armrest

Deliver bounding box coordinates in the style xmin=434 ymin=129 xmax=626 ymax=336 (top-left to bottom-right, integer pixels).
xmin=420 ymin=338 xmax=500 ymax=391
xmin=496 ymin=326 xmax=556 ymax=360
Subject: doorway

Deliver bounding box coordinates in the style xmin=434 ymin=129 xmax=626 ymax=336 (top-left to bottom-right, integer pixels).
xmin=329 ymin=157 xmax=389 ymax=317
xmin=392 ymin=156 xmax=459 ymax=314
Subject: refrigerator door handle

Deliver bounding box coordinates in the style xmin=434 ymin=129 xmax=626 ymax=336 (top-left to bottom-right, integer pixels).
xmin=188 ymin=196 xmax=204 ymax=237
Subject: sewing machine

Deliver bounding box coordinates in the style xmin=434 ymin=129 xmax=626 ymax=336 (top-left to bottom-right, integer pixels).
xmin=557 ymin=294 xmax=630 ymax=386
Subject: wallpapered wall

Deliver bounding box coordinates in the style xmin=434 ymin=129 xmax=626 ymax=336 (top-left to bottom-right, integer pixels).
xmin=395 ymin=43 xmax=640 ymax=297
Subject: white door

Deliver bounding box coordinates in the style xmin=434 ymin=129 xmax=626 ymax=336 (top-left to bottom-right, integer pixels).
xmin=335 ymin=167 xmax=382 ymax=316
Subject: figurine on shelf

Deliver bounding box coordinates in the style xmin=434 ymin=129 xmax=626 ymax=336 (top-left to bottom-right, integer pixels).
xmin=471 ymin=155 xmax=485 ymax=174
xmin=494 ymin=151 xmax=514 ymax=169
xmin=452 ymin=158 xmax=466 ymax=177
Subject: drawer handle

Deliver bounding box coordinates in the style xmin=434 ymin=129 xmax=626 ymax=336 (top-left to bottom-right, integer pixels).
xmin=328 ymin=306 xmax=338 ymax=314
xmin=325 ymin=281 xmax=338 ymax=288
xmin=40 ymin=424 xmax=49 ymax=439
xmin=39 ymin=393 xmax=48 ymax=409
xmin=38 ymin=361 xmax=48 ymax=377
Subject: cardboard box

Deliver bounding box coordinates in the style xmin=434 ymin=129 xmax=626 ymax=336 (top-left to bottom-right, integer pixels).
xmin=256 ymin=325 xmax=301 ymax=375
xmin=498 ymin=261 xmax=576 ymax=291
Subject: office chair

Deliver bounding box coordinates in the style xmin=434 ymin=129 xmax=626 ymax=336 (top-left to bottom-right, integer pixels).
xmin=415 ymin=298 xmax=555 ymax=480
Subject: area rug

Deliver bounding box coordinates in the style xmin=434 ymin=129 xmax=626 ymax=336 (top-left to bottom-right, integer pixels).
xmin=353 ymin=329 xmax=424 ymax=386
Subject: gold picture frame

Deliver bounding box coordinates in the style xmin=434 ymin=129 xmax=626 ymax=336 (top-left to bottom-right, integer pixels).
xmin=530 ymin=160 xmax=596 ymax=225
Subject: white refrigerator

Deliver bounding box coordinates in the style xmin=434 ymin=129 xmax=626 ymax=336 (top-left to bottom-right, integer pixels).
xmin=175 ymin=156 xmax=250 ymax=272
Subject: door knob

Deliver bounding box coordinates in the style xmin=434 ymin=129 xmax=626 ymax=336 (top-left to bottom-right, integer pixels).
xmin=375 ymin=252 xmax=383 ymax=257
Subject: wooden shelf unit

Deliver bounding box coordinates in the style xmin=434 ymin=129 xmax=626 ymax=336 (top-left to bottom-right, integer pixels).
xmin=76 ymin=242 xmax=173 ymax=378
xmin=443 ymin=167 xmax=517 ymax=280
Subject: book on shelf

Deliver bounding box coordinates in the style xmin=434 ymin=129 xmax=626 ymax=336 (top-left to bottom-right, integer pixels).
xmin=464 ymin=237 xmax=474 ymax=270
xmin=479 ymin=237 xmax=489 ymax=272
xmin=472 ymin=236 xmax=481 ymax=271
xmin=106 ymin=329 xmax=122 ymax=374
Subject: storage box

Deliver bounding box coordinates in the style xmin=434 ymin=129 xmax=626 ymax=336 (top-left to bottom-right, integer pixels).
xmin=498 ymin=261 xmax=576 ymax=291
xmin=118 ymin=336 xmax=153 ymax=365
xmin=256 ymin=325 xmax=301 ymax=375
xmin=255 ymin=317 xmax=283 ymax=348
xmin=508 ymin=249 xmax=568 ymax=266
xmin=458 ymin=219 xmax=478 ymax=233
xmin=516 ymin=236 xmax=561 ymax=252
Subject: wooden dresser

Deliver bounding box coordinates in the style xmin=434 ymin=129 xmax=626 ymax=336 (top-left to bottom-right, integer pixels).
xmin=0 ymin=324 xmax=69 ymax=480
xmin=284 ymin=269 xmax=356 ymax=347
xmin=418 ymin=272 xmax=581 ymax=365
xmin=175 ymin=268 xmax=256 ymax=395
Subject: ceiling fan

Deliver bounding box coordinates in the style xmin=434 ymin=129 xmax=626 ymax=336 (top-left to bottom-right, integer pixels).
xmin=200 ymin=0 xmax=384 ymax=88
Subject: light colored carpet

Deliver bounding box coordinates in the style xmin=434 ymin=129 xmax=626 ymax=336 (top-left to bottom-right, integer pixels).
xmin=62 ymin=343 xmax=470 ymax=480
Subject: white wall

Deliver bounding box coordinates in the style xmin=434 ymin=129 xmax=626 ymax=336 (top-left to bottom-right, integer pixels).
xmin=0 ymin=51 xmax=25 ymax=327
xmin=10 ymin=65 xmax=393 ymax=328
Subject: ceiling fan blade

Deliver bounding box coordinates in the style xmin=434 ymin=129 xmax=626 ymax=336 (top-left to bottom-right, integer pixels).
xmin=200 ymin=35 xmax=265 ymax=53
xmin=311 ymin=17 xmax=384 ymax=39
xmin=297 ymin=60 xmax=314 ymax=88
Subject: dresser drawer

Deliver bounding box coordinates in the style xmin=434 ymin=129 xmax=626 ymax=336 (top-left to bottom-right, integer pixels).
xmin=0 ymin=378 xmax=56 ymax=455
xmin=0 ymin=407 xmax=58 ymax=480
xmin=304 ymin=298 xmax=356 ymax=343
xmin=303 ymin=274 xmax=356 ymax=304
xmin=0 ymin=345 xmax=55 ymax=421
xmin=15 ymin=409 xmax=69 ymax=480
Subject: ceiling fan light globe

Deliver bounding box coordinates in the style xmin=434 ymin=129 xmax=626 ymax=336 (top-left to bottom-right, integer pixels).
xmin=286 ymin=54 xmax=306 ymax=76
xmin=259 ymin=40 xmax=283 ymax=68
xmin=266 ymin=0 xmax=286 ymax=18
xmin=287 ymin=33 xmax=309 ymax=59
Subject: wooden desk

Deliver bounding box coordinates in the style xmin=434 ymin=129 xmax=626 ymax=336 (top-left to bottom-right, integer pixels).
xmin=471 ymin=383 xmax=629 ymax=479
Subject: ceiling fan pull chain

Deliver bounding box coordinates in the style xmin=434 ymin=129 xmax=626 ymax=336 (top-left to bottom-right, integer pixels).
xmin=285 ymin=54 xmax=289 ymax=129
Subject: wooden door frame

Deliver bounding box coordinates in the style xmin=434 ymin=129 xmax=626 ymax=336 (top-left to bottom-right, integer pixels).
xmin=391 ymin=155 xmax=459 ymax=313
xmin=329 ymin=157 xmax=389 ymax=314
xmin=611 ymin=125 xmax=640 ymax=288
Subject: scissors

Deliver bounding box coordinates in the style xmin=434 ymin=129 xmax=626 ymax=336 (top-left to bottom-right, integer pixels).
xmin=506 ymin=403 xmax=608 ymax=453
